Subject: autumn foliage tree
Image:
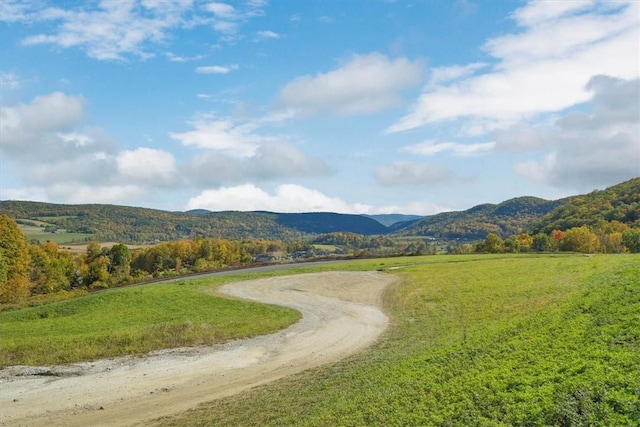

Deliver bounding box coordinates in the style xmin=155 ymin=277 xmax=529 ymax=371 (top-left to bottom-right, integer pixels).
xmin=0 ymin=215 xmax=32 ymax=302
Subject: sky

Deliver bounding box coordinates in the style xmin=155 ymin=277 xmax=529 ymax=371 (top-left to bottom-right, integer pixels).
xmin=1 ymin=0 xmax=638 ymax=215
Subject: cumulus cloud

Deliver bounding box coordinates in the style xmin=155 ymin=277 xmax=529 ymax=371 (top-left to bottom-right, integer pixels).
xmin=0 ymin=92 xmax=180 ymax=204
xmin=186 ymin=184 xmax=372 ymax=213
xmin=375 ymin=162 xmax=453 ymax=186
xmin=169 ymin=115 xmax=264 ymax=157
xmin=402 ymin=140 xmax=495 ymax=156
xmin=279 ymin=52 xmax=424 ymax=116
xmin=182 ymin=142 xmax=330 ymax=186
xmin=387 ymin=0 xmax=640 ymax=134
xmin=1 ymin=92 xmax=89 ymax=159
xmin=505 ymin=76 xmax=640 ymax=189
xmin=185 ymin=183 xmax=447 ymax=215
xmin=116 ymin=147 xmax=178 ymax=186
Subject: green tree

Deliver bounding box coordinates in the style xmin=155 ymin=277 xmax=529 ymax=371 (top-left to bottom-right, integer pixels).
xmin=503 ymin=235 xmax=520 ymax=253
xmin=0 ymin=215 xmax=32 ymax=302
xmin=484 ymin=233 xmax=504 ymax=253
xmin=108 ymin=243 xmax=132 ymax=281
xmin=622 ymin=228 xmax=640 ymax=253
xmin=560 ymin=226 xmax=601 ymax=253
xmin=532 ymin=233 xmax=552 ymax=252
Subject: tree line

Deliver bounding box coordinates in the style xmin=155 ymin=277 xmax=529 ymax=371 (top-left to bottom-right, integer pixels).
xmin=0 ymin=214 xmax=310 ymax=303
xmin=1 ymin=214 xmax=639 ymax=304
xmin=447 ymin=221 xmax=640 ymax=255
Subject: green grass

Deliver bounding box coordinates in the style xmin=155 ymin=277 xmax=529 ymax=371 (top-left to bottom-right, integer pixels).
xmin=19 ymin=225 xmax=93 ymax=244
xmin=152 ymin=254 xmax=640 ymax=426
xmin=0 ymin=276 xmax=300 ymax=367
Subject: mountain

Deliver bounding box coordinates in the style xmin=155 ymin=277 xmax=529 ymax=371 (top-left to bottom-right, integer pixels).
xmin=3 ymin=178 xmax=637 ymax=244
xmin=0 ymin=201 xmax=389 ymax=243
xmin=275 ymin=212 xmax=388 ymax=235
xmin=391 ymin=196 xmax=566 ymax=240
xmin=530 ymin=177 xmax=640 ymax=234
xmin=363 ymin=214 xmax=423 ymax=227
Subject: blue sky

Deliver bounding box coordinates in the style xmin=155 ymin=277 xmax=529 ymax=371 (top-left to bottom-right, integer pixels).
xmin=1 ymin=0 xmax=638 ymax=215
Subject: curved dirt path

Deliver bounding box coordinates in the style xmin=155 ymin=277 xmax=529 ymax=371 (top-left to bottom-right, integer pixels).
xmin=0 ymin=271 xmax=397 ymax=427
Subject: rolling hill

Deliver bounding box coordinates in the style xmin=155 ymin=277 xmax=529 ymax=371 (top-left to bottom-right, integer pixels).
xmin=530 ymin=177 xmax=640 ymax=234
xmin=390 ymin=196 xmax=567 ymax=240
xmin=2 ymin=178 xmax=637 ymax=244
xmin=0 ymin=201 xmax=388 ymax=243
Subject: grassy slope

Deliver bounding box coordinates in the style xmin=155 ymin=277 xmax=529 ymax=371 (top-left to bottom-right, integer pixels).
xmin=0 ymin=276 xmax=301 ymax=367
xmin=154 ymin=254 xmax=640 ymax=426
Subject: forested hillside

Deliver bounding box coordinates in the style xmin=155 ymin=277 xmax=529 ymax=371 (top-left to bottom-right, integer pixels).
xmin=391 ymin=197 xmax=566 ymax=239
xmin=0 ymin=201 xmax=389 ymax=243
xmin=530 ymin=177 xmax=640 ymax=234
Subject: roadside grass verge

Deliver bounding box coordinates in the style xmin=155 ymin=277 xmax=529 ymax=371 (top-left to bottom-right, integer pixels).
xmin=0 ymin=276 xmax=300 ymax=367
xmin=154 ymin=254 xmax=640 ymax=426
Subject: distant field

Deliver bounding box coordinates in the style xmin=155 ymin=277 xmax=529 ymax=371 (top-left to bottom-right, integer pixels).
xmin=18 ymin=224 xmax=93 ymax=244
xmin=153 ymin=254 xmax=640 ymax=426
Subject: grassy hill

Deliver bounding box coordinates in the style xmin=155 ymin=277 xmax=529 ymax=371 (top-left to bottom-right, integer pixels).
xmin=391 ymin=196 xmax=566 ymax=240
xmin=152 ymin=254 xmax=640 ymax=426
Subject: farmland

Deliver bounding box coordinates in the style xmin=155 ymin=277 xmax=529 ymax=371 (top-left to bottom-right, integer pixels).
xmin=156 ymin=254 xmax=639 ymax=426
xmin=1 ymin=254 xmax=638 ymax=425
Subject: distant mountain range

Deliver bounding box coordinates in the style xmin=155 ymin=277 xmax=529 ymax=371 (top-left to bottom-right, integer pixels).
xmin=1 ymin=177 xmax=638 ymax=243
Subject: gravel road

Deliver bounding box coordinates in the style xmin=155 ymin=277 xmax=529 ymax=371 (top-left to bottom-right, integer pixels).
xmin=0 ymin=270 xmax=397 ymax=426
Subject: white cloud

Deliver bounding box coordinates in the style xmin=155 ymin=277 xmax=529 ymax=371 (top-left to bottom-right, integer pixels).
xmin=0 ymin=92 xmax=86 ymax=156
xmin=0 ymin=72 xmax=20 ymax=89
xmin=183 ymin=142 xmax=329 ymax=186
xmin=509 ymin=76 xmax=640 ymax=189
xmin=169 ymin=115 xmax=264 ymax=156
xmin=387 ymin=0 xmax=640 ymax=134
xmin=0 ymin=91 xmax=178 ymax=202
xmin=375 ymin=162 xmax=453 ymax=186
xmin=49 ymin=183 xmax=146 ymax=204
xmin=186 ymin=184 xmax=372 ymax=213
xmin=256 ymin=30 xmax=280 ymax=39
xmin=427 ymin=63 xmax=487 ymax=86
xmin=279 ymin=52 xmax=424 ymax=116
xmin=402 ymin=140 xmax=495 ymax=156
xmin=165 ymin=52 xmax=205 ymax=62
xmin=195 ymin=64 xmax=239 ymax=74
xmin=185 ymin=183 xmax=448 ymax=215
xmin=20 ymin=1 xmax=193 ymax=60
xmin=7 ymin=0 xmax=268 ymax=60
xmin=116 ymin=148 xmax=178 ymax=186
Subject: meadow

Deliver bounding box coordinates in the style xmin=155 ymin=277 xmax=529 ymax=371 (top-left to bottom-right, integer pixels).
xmin=17 ymin=223 xmax=93 ymax=245
xmin=0 ymin=274 xmax=301 ymax=367
xmin=154 ymin=254 xmax=639 ymax=426
xmin=1 ymin=254 xmax=638 ymax=425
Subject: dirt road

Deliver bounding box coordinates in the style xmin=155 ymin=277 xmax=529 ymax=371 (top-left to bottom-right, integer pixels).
xmin=0 ymin=271 xmax=397 ymax=426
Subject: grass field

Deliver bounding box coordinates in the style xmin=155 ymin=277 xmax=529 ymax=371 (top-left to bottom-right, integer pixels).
xmin=0 ymin=275 xmax=301 ymax=367
xmin=150 ymin=254 xmax=639 ymax=426
xmin=2 ymin=254 xmax=638 ymax=425
xmin=18 ymin=224 xmax=93 ymax=244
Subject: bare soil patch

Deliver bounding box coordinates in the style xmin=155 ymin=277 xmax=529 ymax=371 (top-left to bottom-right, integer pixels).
xmin=0 ymin=271 xmax=396 ymax=427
